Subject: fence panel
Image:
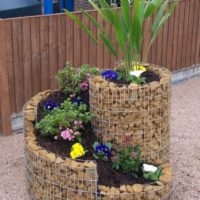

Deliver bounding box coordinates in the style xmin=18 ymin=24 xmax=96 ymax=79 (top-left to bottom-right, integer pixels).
xmin=0 ymin=0 xmax=199 ymax=135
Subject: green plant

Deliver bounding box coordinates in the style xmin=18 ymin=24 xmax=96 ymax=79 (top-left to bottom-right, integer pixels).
xmin=36 ymin=99 xmax=92 ymax=137
xmin=112 ymin=145 xmax=141 ymax=177
xmin=64 ymin=0 xmax=177 ymax=80
xmin=142 ymin=165 xmax=162 ymax=181
xmin=56 ymin=63 xmax=100 ymax=94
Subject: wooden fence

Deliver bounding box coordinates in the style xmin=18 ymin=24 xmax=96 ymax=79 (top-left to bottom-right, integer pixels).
xmin=0 ymin=0 xmax=199 ymax=136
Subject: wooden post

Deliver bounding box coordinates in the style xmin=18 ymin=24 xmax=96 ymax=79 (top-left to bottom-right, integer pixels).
xmin=0 ymin=21 xmax=12 ymax=136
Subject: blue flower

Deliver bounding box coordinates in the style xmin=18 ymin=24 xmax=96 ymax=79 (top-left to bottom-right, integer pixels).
xmin=44 ymin=100 xmax=54 ymax=110
xmin=95 ymin=144 xmax=111 ymax=158
xmin=101 ymin=70 xmax=118 ymax=80
xmin=71 ymin=96 xmax=83 ymax=106
xmin=44 ymin=100 xmax=60 ymax=111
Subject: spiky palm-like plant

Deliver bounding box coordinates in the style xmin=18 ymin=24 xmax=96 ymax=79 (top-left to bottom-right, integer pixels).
xmin=65 ymin=0 xmax=177 ymax=80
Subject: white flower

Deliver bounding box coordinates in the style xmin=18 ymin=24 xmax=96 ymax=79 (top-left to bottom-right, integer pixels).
xmin=143 ymin=164 xmax=158 ymax=173
xmin=130 ymin=70 xmax=144 ymax=77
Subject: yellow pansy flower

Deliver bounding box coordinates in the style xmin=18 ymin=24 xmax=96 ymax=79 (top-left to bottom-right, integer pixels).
xmin=131 ymin=65 xmax=146 ymax=71
xmin=70 ymin=143 xmax=85 ymax=159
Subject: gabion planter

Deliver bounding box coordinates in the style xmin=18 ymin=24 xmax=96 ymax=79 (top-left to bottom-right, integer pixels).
xmin=89 ymin=64 xmax=171 ymax=163
xmin=24 ymin=91 xmax=173 ymax=200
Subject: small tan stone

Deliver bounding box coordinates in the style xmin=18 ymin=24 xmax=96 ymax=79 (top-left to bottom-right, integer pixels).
xmin=46 ymin=153 xmax=56 ymax=161
xmin=159 ymin=174 xmax=172 ymax=184
xmin=143 ymin=185 xmax=153 ymax=192
xmin=98 ymin=185 xmax=110 ymax=192
xmin=126 ymin=185 xmax=133 ymax=193
xmin=55 ymin=157 xmax=64 ymax=163
xmin=27 ymin=142 xmax=40 ymax=151
xmin=132 ymin=184 xmax=143 ymax=193
xmin=120 ymin=185 xmax=127 ymax=192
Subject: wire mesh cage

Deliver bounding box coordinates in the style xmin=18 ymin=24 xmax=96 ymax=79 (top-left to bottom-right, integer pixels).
xmin=23 ymin=81 xmax=173 ymax=200
xmin=89 ymin=65 xmax=171 ymax=164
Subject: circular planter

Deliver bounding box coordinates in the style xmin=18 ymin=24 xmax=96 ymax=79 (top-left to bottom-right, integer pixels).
xmin=24 ymin=91 xmax=173 ymax=200
xmin=89 ymin=64 xmax=171 ymax=164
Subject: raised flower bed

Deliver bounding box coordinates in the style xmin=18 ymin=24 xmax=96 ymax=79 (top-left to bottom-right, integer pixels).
xmin=24 ymin=90 xmax=173 ymax=200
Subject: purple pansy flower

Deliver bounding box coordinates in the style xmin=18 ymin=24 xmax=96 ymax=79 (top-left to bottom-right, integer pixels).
xmin=95 ymin=144 xmax=111 ymax=158
xmin=101 ymin=70 xmax=118 ymax=80
xmin=44 ymin=100 xmax=60 ymax=111
xmin=71 ymin=96 xmax=83 ymax=106
xmin=80 ymin=81 xmax=89 ymax=91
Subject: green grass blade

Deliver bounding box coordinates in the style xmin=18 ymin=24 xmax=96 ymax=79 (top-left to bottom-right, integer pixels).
xmin=99 ymin=32 xmax=117 ymax=56
xmin=64 ymin=9 xmax=98 ymax=44
xmin=121 ymin=0 xmax=131 ymax=30
xmin=138 ymin=0 xmax=145 ymax=25
xmin=130 ymin=0 xmax=142 ymax=54
xmin=150 ymin=0 xmax=169 ymax=32
xmin=144 ymin=0 xmax=163 ymax=18
xmin=80 ymin=8 xmax=104 ymax=32
xmin=149 ymin=1 xmax=177 ymax=47
xmin=113 ymin=10 xmax=126 ymax=52
xmin=99 ymin=0 xmax=114 ymax=24
xmin=88 ymin=0 xmax=103 ymax=16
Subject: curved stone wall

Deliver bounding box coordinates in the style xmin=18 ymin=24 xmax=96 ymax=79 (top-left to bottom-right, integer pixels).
xmin=24 ymin=90 xmax=173 ymax=200
xmin=89 ymin=65 xmax=171 ymax=163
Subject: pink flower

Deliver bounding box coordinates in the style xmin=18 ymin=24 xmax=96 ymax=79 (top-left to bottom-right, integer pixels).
xmin=74 ymin=120 xmax=79 ymax=125
xmin=61 ymin=130 xmax=71 ymax=140
xmin=61 ymin=128 xmax=76 ymax=141
xmin=86 ymin=73 xmax=92 ymax=80
xmin=70 ymin=94 xmax=75 ymax=98
xmin=74 ymin=131 xmax=80 ymax=136
xmin=80 ymin=81 xmax=89 ymax=91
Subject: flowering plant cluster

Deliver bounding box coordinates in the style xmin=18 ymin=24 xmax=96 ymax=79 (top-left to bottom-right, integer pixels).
xmin=93 ymin=142 xmax=112 ymax=161
xmin=112 ymin=145 xmax=142 ymax=178
xmin=61 ymin=120 xmax=83 ymax=142
xmin=36 ymin=99 xmax=91 ymax=139
xmin=57 ymin=63 xmax=99 ymax=94
xmin=70 ymin=143 xmax=86 ymax=159
xmin=142 ymin=164 xmax=162 ymax=181
xmin=100 ymin=66 xmax=146 ymax=84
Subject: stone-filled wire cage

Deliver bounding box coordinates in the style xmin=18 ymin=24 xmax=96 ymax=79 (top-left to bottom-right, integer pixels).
xmin=24 ymin=84 xmax=173 ymax=200
xmin=89 ymin=65 xmax=171 ymax=164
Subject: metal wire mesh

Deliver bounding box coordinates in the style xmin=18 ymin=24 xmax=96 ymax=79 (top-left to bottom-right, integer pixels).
xmin=89 ymin=65 xmax=171 ymax=163
xmin=24 ymin=143 xmax=173 ymax=200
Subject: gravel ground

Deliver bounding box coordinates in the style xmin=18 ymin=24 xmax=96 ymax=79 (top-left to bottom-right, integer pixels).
xmin=0 ymin=77 xmax=200 ymax=200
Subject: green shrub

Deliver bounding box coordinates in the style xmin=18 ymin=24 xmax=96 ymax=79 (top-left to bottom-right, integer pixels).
xmin=112 ymin=145 xmax=142 ymax=177
xmin=56 ymin=63 xmax=100 ymax=94
xmin=36 ymin=99 xmax=92 ymax=137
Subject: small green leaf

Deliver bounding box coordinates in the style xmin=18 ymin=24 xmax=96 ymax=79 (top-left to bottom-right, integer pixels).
xmin=64 ymin=9 xmax=97 ymax=44
xmin=99 ymin=32 xmax=117 ymax=56
xmin=99 ymin=0 xmax=115 ymax=25
xmin=150 ymin=0 xmax=169 ymax=33
xmin=80 ymin=9 xmax=104 ymax=32
xmin=150 ymin=1 xmax=177 ymax=47
xmin=121 ymin=0 xmax=131 ymax=30
xmin=144 ymin=0 xmax=163 ymax=18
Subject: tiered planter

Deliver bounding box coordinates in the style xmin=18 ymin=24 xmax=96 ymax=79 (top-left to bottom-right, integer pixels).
xmin=24 ymin=89 xmax=173 ymax=200
xmin=89 ymin=64 xmax=171 ymax=164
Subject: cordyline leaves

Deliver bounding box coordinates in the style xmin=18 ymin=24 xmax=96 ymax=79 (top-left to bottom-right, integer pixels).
xmin=64 ymin=0 xmax=177 ymax=69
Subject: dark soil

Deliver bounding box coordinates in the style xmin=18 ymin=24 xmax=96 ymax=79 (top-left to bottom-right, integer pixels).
xmin=110 ymin=70 xmax=160 ymax=86
xmin=141 ymin=70 xmax=160 ymax=83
